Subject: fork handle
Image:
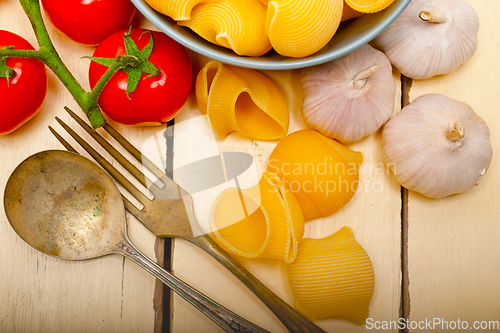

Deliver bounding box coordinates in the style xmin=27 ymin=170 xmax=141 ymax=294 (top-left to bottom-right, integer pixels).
xmin=187 ymin=234 xmax=326 ymax=333
xmin=116 ymin=238 xmax=269 ymax=333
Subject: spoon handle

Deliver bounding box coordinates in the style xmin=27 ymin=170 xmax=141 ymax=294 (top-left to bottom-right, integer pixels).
xmin=116 ymin=238 xmax=269 ymax=333
xmin=187 ymin=234 xmax=326 ymax=333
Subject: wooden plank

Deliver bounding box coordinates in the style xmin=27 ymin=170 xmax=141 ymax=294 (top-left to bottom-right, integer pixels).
xmin=171 ymin=55 xmax=403 ymax=332
xmin=400 ymin=75 xmax=412 ymax=333
xmin=407 ymin=0 xmax=500 ymax=331
xmin=0 ymin=3 xmax=158 ymax=332
xmin=154 ymin=237 xmax=167 ymax=333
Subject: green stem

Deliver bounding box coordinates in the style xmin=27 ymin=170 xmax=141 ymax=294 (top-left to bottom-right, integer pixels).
xmin=86 ymin=105 xmax=107 ymax=129
xmin=18 ymin=0 xmax=106 ymax=126
xmin=0 ymin=0 xmax=142 ymax=129
xmin=0 ymin=49 xmax=44 ymax=60
xmin=87 ymin=55 xmax=141 ymax=103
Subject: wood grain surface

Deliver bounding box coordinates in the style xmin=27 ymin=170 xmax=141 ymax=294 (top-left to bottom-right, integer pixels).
xmin=0 ymin=2 xmax=160 ymax=332
xmin=171 ymin=56 xmax=403 ymax=332
xmin=3 ymin=0 xmax=498 ymax=332
xmin=407 ymin=1 xmax=500 ymax=331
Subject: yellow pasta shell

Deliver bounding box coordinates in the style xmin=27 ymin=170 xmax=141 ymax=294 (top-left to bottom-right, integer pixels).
xmin=196 ymin=61 xmax=289 ymax=140
xmin=178 ymin=0 xmax=272 ymax=56
xmin=345 ymin=0 xmax=395 ymax=14
xmin=266 ymin=0 xmax=343 ymax=57
xmin=287 ymin=227 xmax=375 ymax=324
xmin=210 ymin=172 xmax=304 ymax=263
xmin=143 ymin=0 xmax=219 ymax=21
xmin=267 ymin=130 xmax=362 ymax=221
xmin=341 ymin=0 xmax=364 ymax=21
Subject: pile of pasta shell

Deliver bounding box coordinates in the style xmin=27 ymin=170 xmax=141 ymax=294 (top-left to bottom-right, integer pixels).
xmin=209 ymin=130 xmax=375 ymax=324
xmin=144 ymin=0 xmax=390 ymax=57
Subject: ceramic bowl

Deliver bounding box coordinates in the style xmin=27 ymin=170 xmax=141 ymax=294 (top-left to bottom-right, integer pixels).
xmin=130 ymin=0 xmax=411 ymax=70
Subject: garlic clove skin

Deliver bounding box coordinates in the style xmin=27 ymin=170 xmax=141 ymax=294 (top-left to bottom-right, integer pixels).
xmin=382 ymin=94 xmax=493 ymax=198
xmin=300 ymin=44 xmax=396 ymax=144
xmin=374 ymin=0 xmax=479 ymax=80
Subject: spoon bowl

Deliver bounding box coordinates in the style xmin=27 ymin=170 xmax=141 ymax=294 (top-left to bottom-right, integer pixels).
xmin=4 ymin=150 xmax=125 ymax=260
xmin=3 ymin=150 xmax=268 ymax=333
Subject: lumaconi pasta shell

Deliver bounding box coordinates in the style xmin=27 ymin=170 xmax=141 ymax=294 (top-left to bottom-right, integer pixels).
xmin=266 ymin=0 xmax=343 ymax=57
xmin=209 ymin=172 xmax=305 ymax=263
xmin=345 ymin=0 xmax=395 ymax=13
xmin=287 ymin=226 xmax=375 ymax=324
xmin=178 ymin=0 xmax=272 ymax=56
xmin=341 ymin=0 xmax=364 ymax=20
xmin=143 ymin=0 xmax=219 ymax=21
xmin=196 ymin=61 xmax=289 ymax=140
xmin=267 ymin=130 xmax=363 ymax=221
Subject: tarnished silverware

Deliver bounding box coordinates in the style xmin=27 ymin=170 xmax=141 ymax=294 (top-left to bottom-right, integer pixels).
xmin=49 ymin=106 xmax=325 ymax=333
xmin=4 ymin=150 xmax=268 ymax=333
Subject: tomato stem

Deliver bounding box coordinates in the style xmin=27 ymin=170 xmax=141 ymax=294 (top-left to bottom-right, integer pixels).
xmin=0 ymin=47 xmax=18 ymax=82
xmin=87 ymin=55 xmax=141 ymax=105
xmin=0 ymin=1 xmax=146 ymax=130
xmin=0 ymin=0 xmax=109 ymax=129
xmin=0 ymin=48 xmax=43 ymax=60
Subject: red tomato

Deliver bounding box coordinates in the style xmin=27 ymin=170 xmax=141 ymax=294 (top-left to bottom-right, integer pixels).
xmin=88 ymin=28 xmax=192 ymax=126
xmin=0 ymin=30 xmax=47 ymax=135
xmin=41 ymin=0 xmax=136 ymax=46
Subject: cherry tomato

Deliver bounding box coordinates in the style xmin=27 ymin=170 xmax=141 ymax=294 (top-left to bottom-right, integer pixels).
xmin=88 ymin=28 xmax=192 ymax=126
xmin=0 ymin=30 xmax=47 ymax=135
xmin=41 ymin=0 xmax=136 ymax=46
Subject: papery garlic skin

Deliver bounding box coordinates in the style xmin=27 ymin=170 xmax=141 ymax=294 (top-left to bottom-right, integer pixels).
xmin=300 ymin=44 xmax=395 ymax=144
xmin=383 ymin=94 xmax=492 ymax=198
xmin=374 ymin=0 xmax=479 ymax=80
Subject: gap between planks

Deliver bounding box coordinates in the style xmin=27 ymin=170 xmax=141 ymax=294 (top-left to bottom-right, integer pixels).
xmin=154 ymin=119 xmax=175 ymax=333
xmin=400 ymin=75 xmax=412 ymax=333
xmin=156 ymin=76 xmax=414 ymax=333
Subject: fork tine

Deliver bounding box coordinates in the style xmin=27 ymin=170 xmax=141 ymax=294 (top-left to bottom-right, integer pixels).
xmin=102 ymin=119 xmax=168 ymax=180
xmin=121 ymin=195 xmax=145 ymax=219
xmin=50 ymin=124 xmax=146 ymax=216
xmin=64 ymin=106 xmax=168 ymax=181
xmin=63 ymin=106 xmax=151 ymax=189
xmin=48 ymin=126 xmax=78 ymax=154
xmin=52 ymin=116 xmax=151 ymax=206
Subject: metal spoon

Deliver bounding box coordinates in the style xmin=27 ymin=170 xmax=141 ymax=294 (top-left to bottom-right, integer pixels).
xmin=3 ymin=150 xmax=267 ymax=333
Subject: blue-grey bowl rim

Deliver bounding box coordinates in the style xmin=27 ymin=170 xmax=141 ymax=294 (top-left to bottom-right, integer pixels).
xmin=130 ymin=0 xmax=411 ymax=70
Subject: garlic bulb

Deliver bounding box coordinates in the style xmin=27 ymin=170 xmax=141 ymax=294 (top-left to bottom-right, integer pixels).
xmin=300 ymin=44 xmax=396 ymax=144
xmin=374 ymin=0 xmax=479 ymax=79
xmin=383 ymin=94 xmax=493 ymax=198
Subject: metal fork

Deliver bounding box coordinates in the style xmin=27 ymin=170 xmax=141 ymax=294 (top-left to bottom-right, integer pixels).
xmin=49 ymin=106 xmax=325 ymax=333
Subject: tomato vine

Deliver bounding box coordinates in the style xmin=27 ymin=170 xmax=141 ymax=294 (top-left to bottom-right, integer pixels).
xmin=0 ymin=0 xmax=139 ymax=129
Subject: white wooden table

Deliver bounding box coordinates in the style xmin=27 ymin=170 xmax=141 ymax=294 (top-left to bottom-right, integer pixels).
xmin=1 ymin=0 xmax=499 ymax=332
xmin=0 ymin=2 xmax=161 ymax=332
xmin=406 ymin=1 xmax=500 ymax=331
